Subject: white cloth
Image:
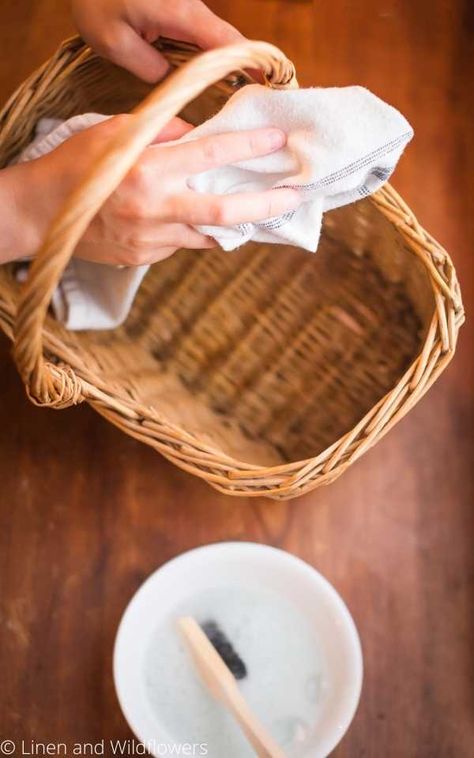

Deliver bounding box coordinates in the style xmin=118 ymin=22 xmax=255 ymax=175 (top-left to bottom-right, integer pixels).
xmin=18 ymin=84 xmax=413 ymax=330
xmin=188 ymin=84 xmax=413 ymax=250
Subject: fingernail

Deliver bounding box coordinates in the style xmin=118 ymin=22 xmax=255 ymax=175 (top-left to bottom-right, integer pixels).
xmin=267 ymin=129 xmax=286 ymax=150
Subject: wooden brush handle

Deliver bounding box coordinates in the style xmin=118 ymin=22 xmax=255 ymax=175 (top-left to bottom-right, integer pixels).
xmin=12 ymin=40 xmax=296 ymax=408
xmin=178 ymin=616 xmax=286 ymax=757
xmin=221 ymin=686 xmax=286 ymax=758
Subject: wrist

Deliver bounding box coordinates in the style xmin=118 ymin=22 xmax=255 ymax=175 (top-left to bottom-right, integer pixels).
xmin=0 ymin=162 xmax=34 ymax=262
xmin=0 ymin=154 xmax=70 ymax=264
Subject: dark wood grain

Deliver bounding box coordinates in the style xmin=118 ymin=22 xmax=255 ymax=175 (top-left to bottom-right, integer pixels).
xmin=0 ymin=1 xmax=473 ymax=755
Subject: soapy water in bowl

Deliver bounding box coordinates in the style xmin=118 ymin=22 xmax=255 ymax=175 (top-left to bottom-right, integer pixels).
xmin=145 ymin=584 xmax=326 ymax=757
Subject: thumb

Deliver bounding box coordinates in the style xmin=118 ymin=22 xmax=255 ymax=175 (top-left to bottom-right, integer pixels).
xmin=103 ymin=23 xmax=171 ymax=83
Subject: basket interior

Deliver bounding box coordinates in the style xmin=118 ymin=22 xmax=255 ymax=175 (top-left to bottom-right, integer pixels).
xmin=0 ymin=50 xmax=436 ymax=466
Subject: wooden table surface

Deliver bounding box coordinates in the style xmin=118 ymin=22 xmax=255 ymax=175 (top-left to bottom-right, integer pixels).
xmin=0 ymin=1 xmax=473 ymax=755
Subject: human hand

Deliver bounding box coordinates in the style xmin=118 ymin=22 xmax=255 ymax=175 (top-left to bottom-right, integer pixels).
xmin=1 ymin=116 xmax=300 ymax=266
xmin=71 ymin=0 xmax=244 ymax=83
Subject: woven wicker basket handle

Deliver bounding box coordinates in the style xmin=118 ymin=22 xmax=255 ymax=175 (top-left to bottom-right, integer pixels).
xmin=13 ymin=40 xmax=296 ymax=408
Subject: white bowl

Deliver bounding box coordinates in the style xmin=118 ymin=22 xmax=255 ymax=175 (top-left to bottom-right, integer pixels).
xmin=114 ymin=542 xmax=363 ymax=758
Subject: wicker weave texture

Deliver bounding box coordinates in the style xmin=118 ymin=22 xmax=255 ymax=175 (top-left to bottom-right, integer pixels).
xmin=0 ymin=37 xmax=464 ymax=499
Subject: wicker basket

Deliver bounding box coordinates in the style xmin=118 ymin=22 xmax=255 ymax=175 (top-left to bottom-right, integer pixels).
xmin=0 ymin=37 xmax=464 ymax=499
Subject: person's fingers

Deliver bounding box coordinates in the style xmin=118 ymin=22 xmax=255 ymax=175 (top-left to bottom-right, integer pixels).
xmin=140 ymin=237 xmax=216 ymax=263
xmin=98 ymin=22 xmax=171 ymax=83
xmin=166 ymin=188 xmax=301 ymax=226
xmin=77 ymin=224 xmax=214 ymax=266
xmin=84 ymin=114 xmax=192 ymax=146
xmin=139 ymin=246 xmax=175 ymax=264
xmin=166 ymin=225 xmax=216 ymax=250
xmin=186 ymin=3 xmax=244 ymax=49
xmin=151 ymin=118 xmax=194 ymax=144
xmin=124 ymin=224 xmax=216 ymax=252
xmin=146 ymin=246 xmax=177 ymax=264
xmin=63 ymin=115 xmax=192 ymax=177
xmin=159 ymin=128 xmax=287 ymax=174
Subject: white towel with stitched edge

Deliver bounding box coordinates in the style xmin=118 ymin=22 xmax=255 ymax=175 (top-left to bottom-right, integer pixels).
xmin=17 ymin=84 xmax=413 ymax=330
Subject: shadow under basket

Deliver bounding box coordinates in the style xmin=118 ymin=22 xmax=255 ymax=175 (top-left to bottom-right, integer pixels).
xmin=0 ymin=37 xmax=465 ymax=499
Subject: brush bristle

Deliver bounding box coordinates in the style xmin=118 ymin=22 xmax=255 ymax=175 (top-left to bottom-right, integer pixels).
xmin=201 ymin=620 xmax=247 ymax=680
